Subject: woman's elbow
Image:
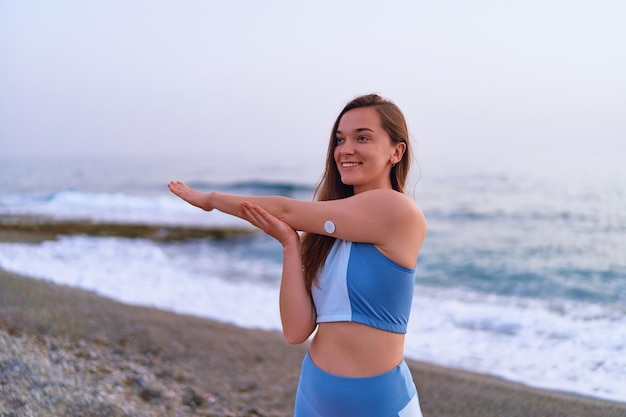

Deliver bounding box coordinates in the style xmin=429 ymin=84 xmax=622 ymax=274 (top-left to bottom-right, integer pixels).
xmin=282 ymin=325 xmax=315 ymax=345
xmin=283 ymin=333 xmax=307 ymax=345
xmin=283 ymin=330 xmax=309 ymax=345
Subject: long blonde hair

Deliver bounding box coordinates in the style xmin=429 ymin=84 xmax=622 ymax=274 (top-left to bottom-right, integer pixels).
xmin=301 ymin=94 xmax=412 ymax=290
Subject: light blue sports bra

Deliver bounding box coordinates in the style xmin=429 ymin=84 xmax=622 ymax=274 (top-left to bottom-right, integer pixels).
xmin=311 ymin=239 xmax=416 ymax=334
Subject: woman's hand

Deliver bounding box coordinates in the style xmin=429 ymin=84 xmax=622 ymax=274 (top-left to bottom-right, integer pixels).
xmin=240 ymin=201 xmax=299 ymax=248
xmin=168 ymin=181 xmax=213 ymax=211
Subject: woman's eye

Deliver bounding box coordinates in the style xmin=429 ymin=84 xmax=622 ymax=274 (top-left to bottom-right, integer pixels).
xmin=358 ymin=135 xmax=368 ymax=142
xmin=335 ymin=137 xmax=345 ymax=145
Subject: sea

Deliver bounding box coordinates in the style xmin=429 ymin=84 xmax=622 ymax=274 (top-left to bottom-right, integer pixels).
xmin=0 ymin=153 xmax=624 ymax=403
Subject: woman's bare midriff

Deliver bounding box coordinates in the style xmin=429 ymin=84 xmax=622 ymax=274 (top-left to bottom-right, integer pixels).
xmin=308 ymin=321 xmax=405 ymax=377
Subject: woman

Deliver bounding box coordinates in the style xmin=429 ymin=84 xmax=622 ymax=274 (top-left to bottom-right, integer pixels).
xmin=169 ymin=94 xmax=427 ymax=416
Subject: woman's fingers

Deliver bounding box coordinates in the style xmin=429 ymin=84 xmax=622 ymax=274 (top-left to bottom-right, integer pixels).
xmin=168 ymin=181 xmax=212 ymax=211
xmin=240 ymin=201 xmax=295 ymax=243
xmin=241 ymin=202 xmax=272 ymax=229
xmin=240 ymin=203 xmax=266 ymax=229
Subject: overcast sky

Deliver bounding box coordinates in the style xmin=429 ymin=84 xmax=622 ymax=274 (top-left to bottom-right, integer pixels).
xmin=1 ymin=1 xmax=624 ymax=173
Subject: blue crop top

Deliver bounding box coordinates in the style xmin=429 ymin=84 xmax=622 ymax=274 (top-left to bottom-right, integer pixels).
xmin=311 ymin=239 xmax=416 ymax=334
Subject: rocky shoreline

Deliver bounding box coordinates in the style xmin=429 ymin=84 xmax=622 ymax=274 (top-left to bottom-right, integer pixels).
xmin=0 ymin=214 xmax=255 ymax=242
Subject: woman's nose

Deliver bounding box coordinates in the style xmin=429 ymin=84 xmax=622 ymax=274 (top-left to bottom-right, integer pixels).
xmin=339 ymin=139 xmax=355 ymax=154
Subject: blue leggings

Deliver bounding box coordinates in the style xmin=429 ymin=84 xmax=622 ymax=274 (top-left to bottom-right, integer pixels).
xmin=294 ymin=352 xmax=423 ymax=417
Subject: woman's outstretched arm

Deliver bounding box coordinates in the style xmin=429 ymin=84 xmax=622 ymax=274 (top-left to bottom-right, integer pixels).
xmin=239 ymin=201 xmax=317 ymax=345
xmin=168 ymin=180 xmax=290 ymax=218
xmin=168 ymin=180 xmax=426 ymax=260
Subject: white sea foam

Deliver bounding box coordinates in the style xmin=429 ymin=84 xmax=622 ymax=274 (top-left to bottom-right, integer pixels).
xmin=1 ymin=236 xmax=624 ymax=403
xmin=405 ymin=288 xmax=626 ymax=401
xmin=0 ymin=236 xmax=280 ymax=329
xmin=0 ymin=190 xmax=249 ymax=228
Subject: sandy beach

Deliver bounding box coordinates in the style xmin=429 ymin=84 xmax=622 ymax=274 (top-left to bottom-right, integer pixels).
xmin=1 ymin=266 xmax=625 ymax=417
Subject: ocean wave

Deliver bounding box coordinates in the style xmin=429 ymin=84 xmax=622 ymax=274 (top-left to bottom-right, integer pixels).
xmin=186 ymin=179 xmax=314 ymax=197
xmin=426 ymin=207 xmax=595 ymax=224
xmin=0 ymin=182 xmax=315 ymax=228
xmin=0 ymin=189 xmax=251 ymax=229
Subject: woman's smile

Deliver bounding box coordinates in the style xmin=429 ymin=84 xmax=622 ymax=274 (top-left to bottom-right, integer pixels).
xmin=340 ymin=161 xmax=362 ymax=168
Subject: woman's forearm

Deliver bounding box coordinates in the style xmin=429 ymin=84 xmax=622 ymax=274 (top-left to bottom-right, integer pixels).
xmin=279 ymin=239 xmax=317 ymax=345
xmin=169 ymin=181 xmax=296 ymax=224
xmin=209 ymin=192 xmax=291 ymax=222
xmin=236 ymin=200 xmax=316 ymax=343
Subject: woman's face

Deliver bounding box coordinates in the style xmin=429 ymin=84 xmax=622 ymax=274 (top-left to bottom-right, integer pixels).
xmin=333 ymin=107 xmax=405 ymax=194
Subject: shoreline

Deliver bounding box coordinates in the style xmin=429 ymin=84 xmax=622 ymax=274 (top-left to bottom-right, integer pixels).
xmin=0 ymin=215 xmax=256 ymax=242
xmin=1 ymin=268 xmax=625 ymax=416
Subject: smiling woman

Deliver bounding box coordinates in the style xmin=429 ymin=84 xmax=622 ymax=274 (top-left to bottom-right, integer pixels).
xmin=169 ymin=94 xmax=426 ymax=416
xmin=334 ymin=107 xmax=407 ymax=194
